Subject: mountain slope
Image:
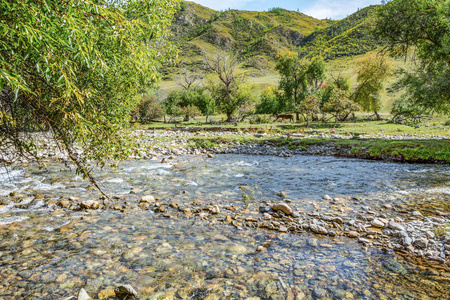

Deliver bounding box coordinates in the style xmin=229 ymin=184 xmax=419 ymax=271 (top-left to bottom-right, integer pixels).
xmin=164 ymin=2 xmax=330 ymax=76
xmin=299 ymin=6 xmax=383 ymax=60
xmin=163 ymin=2 xmax=385 ymax=81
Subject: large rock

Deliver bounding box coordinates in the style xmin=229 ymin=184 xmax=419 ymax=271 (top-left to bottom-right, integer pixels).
xmin=310 ymin=224 xmax=328 ymax=235
xmin=271 ymin=202 xmax=293 ymax=215
xmin=115 ymin=284 xmax=138 ymax=300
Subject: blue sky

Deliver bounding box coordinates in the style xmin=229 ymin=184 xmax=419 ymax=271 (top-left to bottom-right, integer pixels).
xmin=188 ymin=0 xmax=382 ymax=20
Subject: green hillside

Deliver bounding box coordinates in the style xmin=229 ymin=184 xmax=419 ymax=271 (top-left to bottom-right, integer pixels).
xmin=299 ymin=6 xmax=383 ymax=60
xmin=161 ymin=2 xmax=395 ymax=109
xmin=164 ymin=1 xmax=329 ymax=77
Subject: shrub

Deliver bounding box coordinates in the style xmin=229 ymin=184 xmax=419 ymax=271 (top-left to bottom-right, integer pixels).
xmin=133 ymin=91 xmax=164 ymax=123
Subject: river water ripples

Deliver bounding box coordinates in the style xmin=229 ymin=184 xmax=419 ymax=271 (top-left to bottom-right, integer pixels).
xmin=0 ymin=155 xmax=449 ymax=299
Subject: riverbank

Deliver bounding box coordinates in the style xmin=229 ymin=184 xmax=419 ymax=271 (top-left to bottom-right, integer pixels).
xmin=1 ymin=129 xmax=449 ymax=165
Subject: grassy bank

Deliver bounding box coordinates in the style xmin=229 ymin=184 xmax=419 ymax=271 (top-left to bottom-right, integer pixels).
xmin=190 ymin=135 xmax=450 ymax=164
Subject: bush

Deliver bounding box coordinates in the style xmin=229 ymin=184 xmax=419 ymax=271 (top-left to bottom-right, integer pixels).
xmin=133 ymin=91 xmax=164 ymax=123
xmin=249 ymin=115 xmax=272 ymax=124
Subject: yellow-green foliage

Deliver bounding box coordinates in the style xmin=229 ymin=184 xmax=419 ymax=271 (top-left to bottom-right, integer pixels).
xmin=169 ymin=1 xmax=329 ymax=70
xmin=300 ymin=6 xmax=382 ymax=60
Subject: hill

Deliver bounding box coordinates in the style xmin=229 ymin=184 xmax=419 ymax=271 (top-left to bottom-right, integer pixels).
xmin=163 ymin=1 xmax=330 ymax=77
xmin=299 ymin=6 xmax=383 ymax=60
xmin=160 ymin=2 xmax=393 ymax=108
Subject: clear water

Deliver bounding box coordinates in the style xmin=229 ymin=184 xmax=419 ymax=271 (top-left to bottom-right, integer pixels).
xmin=0 ymin=155 xmax=449 ymax=299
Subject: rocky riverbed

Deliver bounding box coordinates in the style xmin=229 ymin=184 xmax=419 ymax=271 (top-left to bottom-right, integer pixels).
xmin=1 ymin=129 xmax=449 ymax=164
xmin=0 ymin=129 xmax=449 ymax=299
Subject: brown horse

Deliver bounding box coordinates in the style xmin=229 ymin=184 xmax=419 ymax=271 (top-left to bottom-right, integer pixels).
xmin=274 ymin=114 xmax=294 ymax=122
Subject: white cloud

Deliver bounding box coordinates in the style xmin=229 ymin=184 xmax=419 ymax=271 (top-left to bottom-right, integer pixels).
xmin=190 ymin=0 xmax=257 ymax=11
xmin=188 ymin=0 xmax=380 ymax=19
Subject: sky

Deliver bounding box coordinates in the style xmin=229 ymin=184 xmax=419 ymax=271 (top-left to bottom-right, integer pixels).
xmin=188 ymin=0 xmax=382 ymax=20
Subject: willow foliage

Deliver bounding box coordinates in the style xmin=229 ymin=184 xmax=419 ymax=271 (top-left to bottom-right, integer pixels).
xmin=0 ymin=0 xmax=178 ymax=190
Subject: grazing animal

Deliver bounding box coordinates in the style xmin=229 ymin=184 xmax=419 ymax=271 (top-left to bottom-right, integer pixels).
xmin=275 ymin=114 xmax=294 ymax=122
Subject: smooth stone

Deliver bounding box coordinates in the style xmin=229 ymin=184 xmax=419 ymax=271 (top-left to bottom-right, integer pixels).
xmin=388 ymin=221 xmax=405 ymax=232
xmin=308 ymin=238 xmax=318 ymax=247
xmin=80 ymin=200 xmax=99 ymax=210
xmin=211 ymin=205 xmax=220 ymax=214
xmin=348 ymin=231 xmax=359 ymax=238
xmin=371 ymin=219 xmax=384 ymax=228
xmin=278 ymin=226 xmax=288 ymax=232
xmin=310 ymin=224 xmax=328 ymax=235
xmin=78 ymin=288 xmax=91 ymax=300
xmin=140 ymin=195 xmax=155 ymax=203
xmin=229 ymin=244 xmax=248 ymax=254
xmin=259 ymin=206 xmax=271 ymax=213
xmin=332 ymin=217 xmax=343 ymax=224
xmin=358 ymin=237 xmax=371 ymax=244
xmin=412 ymin=210 xmax=422 ymax=217
xmin=256 ymin=246 xmax=266 ymax=252
xmin=271 ymin=202 xmax=293 ymax=215
xmin=115 ymin=284 xmax=138 ymax=300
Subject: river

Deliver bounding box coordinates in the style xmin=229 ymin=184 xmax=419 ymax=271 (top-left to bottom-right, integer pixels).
xmin=0 ymin=155 xmax=449 ymax=299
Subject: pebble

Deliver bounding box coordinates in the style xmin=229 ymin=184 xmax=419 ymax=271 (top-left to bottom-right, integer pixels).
xmin=80 ymin=200 xmax=99 ymax=210
xmin=140 ymin=195 xmax=155 ymax=203
xmin=413 ymin=237 xmax=428 ymax=249
xmin=388 ymin=221 xmax=405 ymax=232
xmin=115 ymin=284 xmax=138 ymax=300
xmin=78 ymin=288 xmax=91 ymax=300
xmin=309 ymin=224 xmax=328 ymax=235
xmin=371 ymin=219 xmax=385 ymax=228
xmin=211 ymin=205 xmax=220 ymax=214
xmin=348 ymin=231 xmax=359 ymax=238
xmin=412 ymin=211 xmax=422 ymax=217
xmin=271 ymin=202 xmax=293 ymax=215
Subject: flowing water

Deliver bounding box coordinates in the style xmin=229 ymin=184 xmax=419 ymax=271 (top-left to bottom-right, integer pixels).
xmin=0 ymin=155 xmax=449 ymax=299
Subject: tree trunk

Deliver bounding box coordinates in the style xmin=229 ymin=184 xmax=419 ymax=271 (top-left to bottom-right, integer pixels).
xmin=184 ymin=115 xmax=190 ymax=122
xmin=296 ymin=112 xmax=300 ymax=122
xmin=374 ymin=111 xmax=381 ymax=120
xmin=226 ymin=112 xmax=233 ymax=122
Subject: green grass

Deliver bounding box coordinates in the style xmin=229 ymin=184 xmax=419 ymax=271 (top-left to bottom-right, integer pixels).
xmin=188 ymin=134 xmax=450 ymax=163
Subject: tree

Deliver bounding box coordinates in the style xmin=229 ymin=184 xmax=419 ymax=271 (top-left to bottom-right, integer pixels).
xmin=323 ymin=89 xmax=360 ymax=122
xmin=297 ymin=94 xmax=321 ymax=126
xmin=0 ymin=0 xmax=179 ymax=192
xmin=132 ymin=90 xmax=164 ymax=123
xmin=163 ymin=91 xmax=185 ymax=121
xmin=374 ymin=0 xmax=450 ymax=114
xmin=275 ymin=52 xmax=325 ymax=120
xmin=192 ymin=88 xmax=216 ymax=123
xmin=352 ymin=54 xmax=392 ymax=119
xmin=256 ymin=86 xmax=280 ymax=115
xmin=205 ymin=52 xmax=250 ymax=122
xmin=163 ymin=88 xmax=214 ymax=123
